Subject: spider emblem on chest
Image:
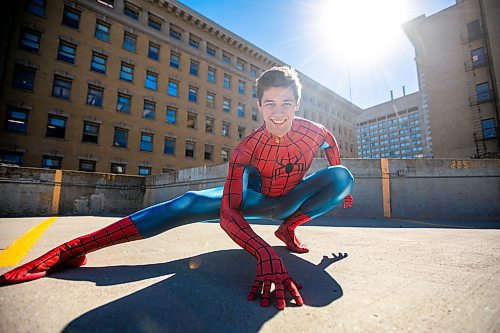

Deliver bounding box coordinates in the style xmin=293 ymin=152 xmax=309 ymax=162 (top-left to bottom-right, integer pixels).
xmin=273 ymin=151 xmax=306 ymax=179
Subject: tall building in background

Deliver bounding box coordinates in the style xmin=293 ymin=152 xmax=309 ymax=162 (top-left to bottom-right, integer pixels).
xmin=403 ymin=0 xmax=499 ymax=158
xmin=356 ymin=91 xmax=432 ymax=159
xmin=0 ymin=0 xmax=360 ymax=175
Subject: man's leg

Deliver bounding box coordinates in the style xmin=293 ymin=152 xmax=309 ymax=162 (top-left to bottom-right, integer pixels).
xmin=274 ymin=166 xmax=354 ymax=253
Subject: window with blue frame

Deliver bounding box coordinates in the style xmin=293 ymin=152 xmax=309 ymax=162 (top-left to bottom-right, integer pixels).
xmin=148 ymin=14 xmax=162 ymax=30
xmin=164 ymin=137 xmax=175 ymax=155
xmin=140 ymin=133 xmax=153 ymax=152
xmin=223 ymin=74 xmax=230 ymax=89
xmin=206 ymin=44 xmax=216 ymax=57
xmin=116 ymin=94 xmax=131 ymax=113
xmin=119 ymin=62 xmax=134 ymax=82
xmin=481 ymin=118 xmax=497 ymax=139
xmin=138 ymin=167 xmax=151 ymax=175
xmin=12 ymin=65 xmax=36 ymax=91
xmin=189 ymin=34 xmax=200 ymax=49
xmin=168 ymin=80 xmax=178 ymax=96
xmin=57 ymin=40 xmax=76 ymax=64
xmin=170 ymin=52 xmax=180 ymax=68
xmin=0 ymin=151 xmax=23 ymax=166
xmin=238 ymin=104 xmax=245 ymax=118
xmin=86 ymin=85 xmax=104 ymax=107
xmin=42 ymin=156 xmax=62 ymax=169
xmin=52 ymin=75 xmax=72 ymax=100
xmin=122 ymin=32 xmax=137 ymax=52
xmin=188 ymin=86 xmax=198 ymax=103
xmin=25 ymin=0 xmax=46 ymax=17
xmin=82 ymin=121 xmax=99 ymax=143
xmin=90 ymin=52 xmax=107 ymax=73
xmin=113 ymin=128 xmax=128 ymax=148
xmin=19 ymin=27 xmax=41 ymax=53
xmin=62 ymin=6 xmax=81 ymax=29
xmin=166 ymin=107 xmax=176 ymax=124
xmin=145 ymin=71 xmax=158 ymax=90
xmin=46 ymin=115 xmax=67 ymax=138
xmin=207 ymin=68 xmax=216 ymax=83
xmin=223 ymin=98 xmax=230 ymax=113
xmin=110 ymin=163 xmax=126 ymax=174
xmin=190 ymin=61 xmax=199 ymax=76
xmin=476 ymin=82 xmax=491 ymax=103
xmin=124 ymin=3 xmax=139 ymax=20
xmin=169 ymin=24 xmax=182 ymax=40
xmin=5 ymin=106 xmax=29 ymax=133
xmin=148 ymin=42 xmax=159 ymax=60
xmin=95 ymin=21 xmax=110 ymax=41
xmin=143 ymin=100 xmax=155 ymax=119
xmin=471 ymin=47 xmax=485 ymax=67
xmin=238 ymin=80 xmax=245 ymax=94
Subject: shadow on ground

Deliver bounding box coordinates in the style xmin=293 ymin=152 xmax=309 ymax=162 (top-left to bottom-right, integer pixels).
xmin=55 ymin=248 xmax=346 ymax=333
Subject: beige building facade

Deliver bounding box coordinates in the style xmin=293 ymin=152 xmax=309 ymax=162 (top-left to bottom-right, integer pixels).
xmin=0 ymin=0 xmax=360 ymax=175
xmin=403 ymin=0 xmax=499 ymax=158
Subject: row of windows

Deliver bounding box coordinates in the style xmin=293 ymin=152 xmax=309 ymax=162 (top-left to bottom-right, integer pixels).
xmin=358 ymin=112 xmax=420 ymax=132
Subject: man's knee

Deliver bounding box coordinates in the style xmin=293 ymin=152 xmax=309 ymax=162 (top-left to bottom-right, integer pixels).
xmin=323 ymin=165 xmax=354 ymax=187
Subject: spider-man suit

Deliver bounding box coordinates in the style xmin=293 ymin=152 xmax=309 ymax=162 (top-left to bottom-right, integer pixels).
xmin=0 ymin=117 xmax=353 ymax=309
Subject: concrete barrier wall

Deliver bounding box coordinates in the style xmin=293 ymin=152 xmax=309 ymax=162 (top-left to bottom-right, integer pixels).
xmin=1 ymin=159 xmax=499 ymax=219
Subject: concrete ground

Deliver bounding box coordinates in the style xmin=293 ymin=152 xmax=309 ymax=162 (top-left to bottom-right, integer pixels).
xmin=0 ymin=216 xmax=499 ymax=333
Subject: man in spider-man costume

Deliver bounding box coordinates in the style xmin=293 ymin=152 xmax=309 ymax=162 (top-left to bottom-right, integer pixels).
xmin=0 ymin=67 xmax=353 ymax=310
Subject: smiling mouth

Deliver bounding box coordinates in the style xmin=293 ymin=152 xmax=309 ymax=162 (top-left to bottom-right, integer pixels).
xmin=271 ymin=119 xmax=287 ymax=125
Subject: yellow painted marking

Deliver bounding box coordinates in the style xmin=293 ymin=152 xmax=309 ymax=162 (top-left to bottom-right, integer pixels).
xmin=396 ymin=218 xmax=481 ymax=229
xmin=380 ymin=158 xmax=391 ymax=218
xmin=51 ymin=169 xmax=62 ymax=215
xmin=0 ymin=217 xmax=57 ymax=267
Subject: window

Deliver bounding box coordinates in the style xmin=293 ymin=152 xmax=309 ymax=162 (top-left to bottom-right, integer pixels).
xmin=52 ymin=75 xmax=72 ymax=99
xmin=57 ymin=40 xmax=76 ymax=64
xmin=110 ymin=163 xmax=126 ymax=174
xmin=124 ymin=2 xmax=140 ymax=20
xmin=467 ymin=20 xmax=481 ymax=41
xmin=116 ymin=93 xmax=131 ymax=113
xmin=148 ymin=13 xmax=162 ymax=30
xmin=190 ymin=60 xmax=199 ymax=76
xmin=251 ymin=108 xmax=258 ymax=121
xmin=252 ymin=85 xmax=257 ymax=98
xmin=140 ymin=133 xmax=153 ymax=152
xmin=138 ymin=166 xmax=151 ymax=175
xmin=19 ymin=27 xmax=41 ymax=53
xmin=222 ymin=51 xmax=232 ymax=64
xmin=223 ymin=98 xmax=230 ymax=113
xmin=223 ymin=74 xmax=231 ymax=89
xmin=236 ymin=58 xmax=246 ymax=71
xmin=113 ymin=128 xmax=128 ymax=148
xmin=166 ymin=106 xmax=176 ymax=124
xmin=46 ymin=115 xmax=66 ymax=138
xmin=238 ymin=80 xmax=245 ymax=94
xmin=221 ymin=148 xmax=230 ymax=162
xmin=145 ymin=71 xmax=158 ymax=90
xmin=189 ymin=34 xmax=200 ymax=49
xmin=145 ymin=43 xmax=159 ymax=62
xmin=0 ymin=151 xmax=23 ymax=166
xmin=143 ymin=100 xmax=155 ymax=119
xmin=122 ymin=32 xmax=137 ymax=52
xmin=238 ymin=103 xmax=245 ymax=118
xmin=42 ymin=156 xmax=62 ymax=169
xmin=168 ymin=79 xmax=178 ymax=96
xmin=86 ymin=85 xmax=103 ymax=107
xmin=119 ymin=62 xmax=134 ymax=82
xmin=205 ymin=117 xmax=214 ymax=133
xmin=481 ymin=118 xmax=497 ymax=139
xmin=206 ymin=43 xmax=216 ymax=57
xmin=62 ymin=6 xmax=81 ymax=29
xmin=476 ymin=82 xmax=491 ymax=103
xmin=12 ymin=64 xmax=36 ymax=91
xmin=471 ymin=48 xmax=485 ymax=67
xmin=82 ymin=121 xmax=99 ymax=143
xmin=206 ymin=92 xmax=215 ymax=109
xmin=5 ymin=106 xmax=29 ymax=133
xmin=185 ymin=141 xmax=195 ymax=158
xmin=25 ymin=0 xmax=46 ymax=17
xmin=207 ymin=68 xmax=216 ymax=83
xmin=238 ymin=126 xmax=245 ymax=140
xmin=170 ymin=51 xmax=180 ymax=69
xmin=188 ymin=86 xmax=198 ymax=103
xmin=204 ymin=144 xmax=214 ymax=160
xmin=95 ymin=21 xmax=110 ymax=42
xmin=169 ymin=24 xmax=182 ymax=40
xmin=222 ymin=122 xmax=230 ymax=137
xmin=164 ymin=137 xmax=175 ymax=155
xmin=79 ymin=160 xmax=96 ymax=172
xmin=91 ymin=52 xmax=107 ymax=73
xmin=187 ymin=112 xmax=197 ymax=129
xmin=250 ymin=66 xmax=258 ymax=78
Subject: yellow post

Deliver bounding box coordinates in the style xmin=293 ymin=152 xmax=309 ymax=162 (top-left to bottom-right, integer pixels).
xmin=380 ymin=158 xmax=391 ymax=218
xmin=51 ymin=169 xmax=62 ymax=215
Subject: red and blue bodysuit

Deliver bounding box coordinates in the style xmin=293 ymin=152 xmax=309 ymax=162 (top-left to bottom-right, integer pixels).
xmin=0 ymin=117 xmax=353 ymax=309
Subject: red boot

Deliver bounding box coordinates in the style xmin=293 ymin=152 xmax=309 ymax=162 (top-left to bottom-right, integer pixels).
xmin=274 ymin=211 xmax=311 ymax=253
xmin=0 ymin=217 xmax=141 ymax=285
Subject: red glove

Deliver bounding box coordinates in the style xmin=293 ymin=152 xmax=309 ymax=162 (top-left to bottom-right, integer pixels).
xmin=343 ymin=194 xmax=353 ymax=208
xmin=247 ymin=247 xmax=304 ymax=310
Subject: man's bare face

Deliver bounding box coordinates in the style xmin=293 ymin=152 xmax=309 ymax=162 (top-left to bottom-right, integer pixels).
xmin=258 ymin=87 xmax=299 ymax=138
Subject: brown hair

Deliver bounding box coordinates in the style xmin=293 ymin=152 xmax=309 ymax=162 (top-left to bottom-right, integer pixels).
xmin=256 ymin=66 xmax=302 ymax=105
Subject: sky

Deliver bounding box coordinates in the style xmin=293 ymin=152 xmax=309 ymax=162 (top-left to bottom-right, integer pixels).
xmin=177 ymin=0 xmax=456 ymax=109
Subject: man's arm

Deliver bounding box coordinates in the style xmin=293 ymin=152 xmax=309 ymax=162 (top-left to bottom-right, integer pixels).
xmin=220 ymin=145 xmax=303 ymax=310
